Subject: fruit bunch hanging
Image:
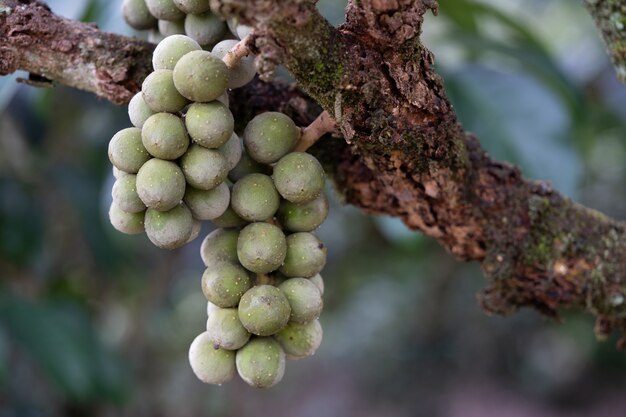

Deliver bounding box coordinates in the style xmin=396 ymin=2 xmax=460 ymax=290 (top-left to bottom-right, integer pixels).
xmin=110 ymin=0 xmax=333 ymax=388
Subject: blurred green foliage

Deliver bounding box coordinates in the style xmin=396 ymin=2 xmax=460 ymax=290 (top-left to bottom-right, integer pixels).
xmin=1 ymin=0 xmax=626 ymax=416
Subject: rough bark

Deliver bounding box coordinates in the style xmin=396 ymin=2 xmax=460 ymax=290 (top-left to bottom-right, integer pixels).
xmin=584 ymin=0 xmax=626 ymax=83
xmin=2 ymin=0 xmax=626 ymax=345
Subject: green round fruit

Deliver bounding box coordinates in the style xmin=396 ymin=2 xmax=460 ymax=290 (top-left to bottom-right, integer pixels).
xmin=112 ymin=166 xmax=129 ymax=180
xmin=152 ymin=34 xmax=201 ymax=70
xmin=273 ymin=152 xmax=325 ymax=203
xmin=238 ymin=285 xmax=291 ymax=336
xmin=278 ymin=278 xmax=323 ymax=323
xmin=216 ymin=91 xmax=229 ymax=106
xmin=228 ymin=149 xmax=270 ymax=183
xmin=219 ymin=133 xmax=242 ymax=171
xmin=231 ymin=174 xmax=280 ymax=222
xmin=243 ymin=112 xmax=299 ymax=164
xmin=142 ymin=69 xmax=188 ymax=113
xmin=108 ymin=127 xmax=151 ymax=174
xmin=141 ymin=112 xmax=189 ymax=160
xmin=236 ymin=337 xmax=285 ymax=388
xmin=211 ymin=205 xmax=247 ymax=228
xmin=184 ymin=11 xmax=227 ymax=46
xmin=309 ymin=273 xmax=324 ymax=296
xmin=200 ymin=228 xmax=239 ymax=267
xmin=145 ymin=0 xmax=185 ymax=21
xmin=189 ymin=331 xmax=236 ymax=385
xmin=122 ymin=0 xmax=156 ymax=30
xmin=277 ymin=193 xmax=328 ymax=232
xmin=205 ymin=307 xmax=250 ymax=350
xmin=180 ymin=144 xmax=228 ymax=190
xmin=128 ymin=92 xmax=155 ymax=129
xmin=136 ymin=158 xmax=186 ymax=211
xmin=184 ymin=102 xmax=234 ymax=148
xmin=148 ymin=29 xmax=166 ymax=44
xmin=144 ymin=203 xmax=193 ymax=249
xmin=211 ymin=39 xmax=256 ymax=89
xmin=158 ymin=19 xmax=185 ymax=37
xmin=236 ymin=24 xmax=252 ymax=39
xmin=279 ymin=232 xmax=326 ymax=278
xmin=184 ymin=182 xmax=230 ymax=220
xmin=172 ymin=50 xmax=229 ymax=102
xmin=112 ymin=174 xmax=146 ymax=213
xmin=202 ymin=262 xmax=252 ymax=307
xmin=173 ymin=0 xmax=210 ymax=14
xmin=109 ymin=203 xmax=145 ymax=235
xmin=207 ymin=301 xmax=219 ymax=316
xmin=274 ymin=319 xmax=323 ymax=359
xmin=187 ymin=217 xmax=202 ymax=243
xmin=237 ymin=222 xmax=286 ymax=274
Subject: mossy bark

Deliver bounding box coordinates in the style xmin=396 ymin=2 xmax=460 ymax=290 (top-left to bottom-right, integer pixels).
xmin=584 ymin=0 xmax=626 ymax=83
xmin=3 ymin=0 xmax=626 ymax=345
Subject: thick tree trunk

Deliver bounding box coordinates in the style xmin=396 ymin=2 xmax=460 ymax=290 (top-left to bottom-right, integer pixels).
xmin=2 ymin=0 xmax=626 ymax=345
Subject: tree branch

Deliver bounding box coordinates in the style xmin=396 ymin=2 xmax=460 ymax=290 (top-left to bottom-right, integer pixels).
xmin=584 ymin=0 xmax=626 ymax=83
xmin=3 ymin=0 xmax=626 ymax=345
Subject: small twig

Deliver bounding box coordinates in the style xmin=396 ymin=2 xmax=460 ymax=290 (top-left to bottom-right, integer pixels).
xmin=223 ymin=34 xmax=252 ymax=69
xmin=294 ymin=111 xmax=336 ymax=152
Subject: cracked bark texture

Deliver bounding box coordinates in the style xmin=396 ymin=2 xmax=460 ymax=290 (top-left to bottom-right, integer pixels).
xmin=584 ymin=0 xmax=626 ymax=83
xmin=2 ymin=0 xmax=626 ymax=346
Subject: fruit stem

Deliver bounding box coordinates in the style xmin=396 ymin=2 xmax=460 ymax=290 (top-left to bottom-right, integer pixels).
xmin=223 ymin=34 xmax=252 ymax=69
xmin=294 ymin=111 xmax=336 ymax=152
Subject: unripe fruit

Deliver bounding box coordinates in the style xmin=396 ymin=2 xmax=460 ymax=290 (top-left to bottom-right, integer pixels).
xmin=205 ymin=307 xmax=250 ymax=350
xmin=141 ymin=113 xmax=189 ymax=160
xmin=202 ymin=262 xmax=252 ymax=307
xmin=219 ymin=133 xmax=242 ymax=171
xmin=142 ymin=69 xmax=188 ymax=113
xmin=236 ymin=338 xmax=286 ymax=388
xmin=109 ymin=203 xmax=145 ymax=235
xmin=237 ymin=222 xmax=287 ymax=274
xmin=279 ymin=232 xmax=327 ymax=278
xmin=108 ymin=127 xmax=151 ymax=174
xmin=184 ymin=102 xmax=234 ymax=148
xmin=152 ymin=34 xmax=201 ymax=70
xmin=184 ymin=12 xmax=226 ymax=46
xmin=277 ymin=193 xmax=329 ymax=232
xmin=180 ymin=144 xmax=228 ymax=190
xmin=122 ymin=0 xmax=156 ymax=30
xmin=145 ymin=0 xmax=185 ymax=21
xmin=278 ymin=278 xmax=323 ymax=323
xmin=173 ymin=0 xmax=210 ymax=14
xmin=172 ymin=50 xmax=229 ymax=102
xmin=231 ymin=174 xmax=280 ymax=222
xmin=212 ymin=40 xmax=256 ymax=89
xmin=187 ymin=217 xmax=201 ymax=243
xmin=184 ymin=182 xmax=230 ymax=220
xmin=274 ymin=319 xmax=323 ymax=359
xmin=200 ymin=228 xmax=239 ymax=267
xmin=273 ymin=152 xmax=325 ymax=203
xmin=189 ymin=332 xmax=236 ymax=385
xmin=216 ymin=92 xmax=229 ymax=107
xmin=136 ymin=158 xmax=186 ymax=211
xmin=238 ymin=285 xmax=291 ymax=336
xmin=128 ymin=92 xmax=155 ymax=128
xmin=148 ymin=29 xmax=166 ymax=44
xmin=236 ymin=25 xmax=252 ymax=40
xmin=112 ymin=166 xmax=129 ymax=180
xmin=144 ymin=203 xmax=193 ymax=249
xmin=112 ymin=174 xmax=146 ymax=213
xmin=243 ymin=112 xmax=299 ymax=164
xmin=309 ymin=273 xmax=324 ymax=296
xmin=228 ymin=149 xmax=270 ymax=183
xmin=211 ymin=205 xmax=247 ymax=228
xmin=158 ymin=19 xmax=185 ymax=37
xmin=207 ymin=301 xmax=219 ymax=317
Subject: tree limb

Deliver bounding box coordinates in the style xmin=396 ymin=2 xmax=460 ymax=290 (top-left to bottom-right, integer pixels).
xmin=584 ymin=0 xmax=626 ymax=83
xmin=2 ymin=0 xmax=626 ymax=345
